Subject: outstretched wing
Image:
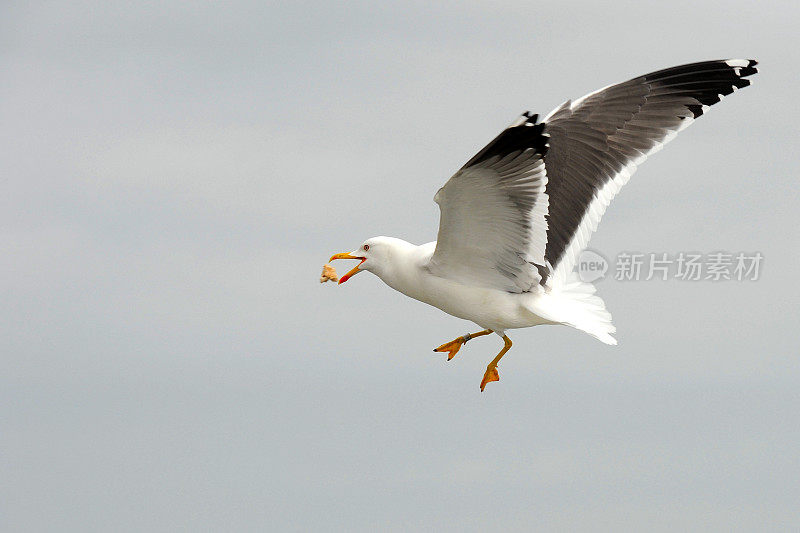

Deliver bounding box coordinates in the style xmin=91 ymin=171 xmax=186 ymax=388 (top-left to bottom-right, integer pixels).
xmin=542 ymin=59 xmax=758 ymax=285
xmin=428 ymin=113 xmax=550 ymax=293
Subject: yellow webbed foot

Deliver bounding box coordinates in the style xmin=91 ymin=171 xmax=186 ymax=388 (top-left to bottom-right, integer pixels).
xmin=433 ymin=330 xmax=492 ymax=362
xmin=433 ymin=338 xmax=464 ymax=361
xmin=480 ymin=365 xmax=500 ymax=391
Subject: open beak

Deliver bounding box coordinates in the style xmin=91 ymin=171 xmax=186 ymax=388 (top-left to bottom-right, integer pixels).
xmin=329 ymin=252 xmax=366 ymax=284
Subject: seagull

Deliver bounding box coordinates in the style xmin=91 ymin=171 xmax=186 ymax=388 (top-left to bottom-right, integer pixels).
xmin=329 ymin=59 xmax=758 ymax=391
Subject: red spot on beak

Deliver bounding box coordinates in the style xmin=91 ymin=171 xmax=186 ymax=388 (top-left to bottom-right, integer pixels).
xmin=328 ymin=253 xmax=366 ymax=284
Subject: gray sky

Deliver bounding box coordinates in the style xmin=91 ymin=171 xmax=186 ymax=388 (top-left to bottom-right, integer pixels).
xmin=2 ymin=1 xmax=799 ymax=531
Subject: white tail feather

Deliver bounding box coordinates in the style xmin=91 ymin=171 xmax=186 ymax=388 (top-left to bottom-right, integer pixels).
xmin=529 ymin=272 xmax=617 ymax=345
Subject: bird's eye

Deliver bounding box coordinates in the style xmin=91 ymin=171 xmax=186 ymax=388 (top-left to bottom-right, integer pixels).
xmin=363 ymin=244 xmax=370 ymax=251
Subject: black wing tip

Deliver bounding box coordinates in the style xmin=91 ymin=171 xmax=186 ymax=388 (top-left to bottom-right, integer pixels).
xmin=721 ymin=58 xmax=759 ymax=78
xmin=648 ymin=59 xmax=759 ymax=119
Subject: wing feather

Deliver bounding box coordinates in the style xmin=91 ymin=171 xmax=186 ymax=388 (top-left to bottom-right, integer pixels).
xmin=542 ymin=59 xmax=758 ymax=285
xmin=428 ymin=115 xmax=550 ymax=293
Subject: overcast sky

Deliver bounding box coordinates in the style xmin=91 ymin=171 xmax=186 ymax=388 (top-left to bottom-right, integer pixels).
xmin=2 ymin=1 xmax=799 ymax=531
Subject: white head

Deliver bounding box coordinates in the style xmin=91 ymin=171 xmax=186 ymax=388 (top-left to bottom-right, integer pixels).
xmin=328 ymin=236 xmax=404 ymax=284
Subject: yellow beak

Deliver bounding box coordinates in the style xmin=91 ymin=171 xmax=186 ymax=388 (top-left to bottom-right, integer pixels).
xmin=328 ymin=252 xmax=366 ymax=284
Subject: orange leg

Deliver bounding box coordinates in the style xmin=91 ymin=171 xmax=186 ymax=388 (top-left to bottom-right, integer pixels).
xmin=480 ymin=335 xmax=512 ymax=391
xmin=433 ymin=329 xmax=492 ymax=361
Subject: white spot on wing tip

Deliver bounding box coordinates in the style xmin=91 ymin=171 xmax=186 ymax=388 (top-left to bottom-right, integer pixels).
xmin=725 ymin=59 xmax=749 ymax=68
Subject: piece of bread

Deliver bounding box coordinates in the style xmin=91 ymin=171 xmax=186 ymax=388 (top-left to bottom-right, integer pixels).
xmin=320 ymin=263 xmax=339 ymax=283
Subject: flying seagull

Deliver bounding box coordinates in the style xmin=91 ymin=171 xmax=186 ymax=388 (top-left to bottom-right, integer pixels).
xmin=329 ymin=59 xmax=758 ymax=391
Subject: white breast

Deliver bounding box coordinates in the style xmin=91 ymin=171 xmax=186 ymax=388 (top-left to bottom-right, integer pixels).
xmin=378 ymin=243 xmax=549 ymax=332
